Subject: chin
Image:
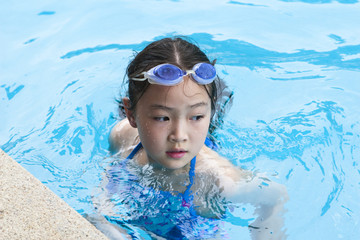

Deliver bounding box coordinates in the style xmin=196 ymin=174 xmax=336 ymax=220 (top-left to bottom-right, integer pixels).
xmin=165 ymin=162 xmax=190 ymax=171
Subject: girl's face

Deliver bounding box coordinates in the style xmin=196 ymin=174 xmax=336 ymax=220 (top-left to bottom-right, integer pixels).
xmin=131 ymin=77 xmax=212 ymax=170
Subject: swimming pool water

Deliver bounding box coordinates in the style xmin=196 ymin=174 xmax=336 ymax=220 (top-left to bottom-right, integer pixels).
xmin=1 ymin=0 xmax=360 ymax=239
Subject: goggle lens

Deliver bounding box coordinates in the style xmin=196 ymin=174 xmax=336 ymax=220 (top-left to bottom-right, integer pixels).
xmin=154 ymin=64 xmax=184 ymax=81
xmin=194 ymin=63 xmax=216 ymax=80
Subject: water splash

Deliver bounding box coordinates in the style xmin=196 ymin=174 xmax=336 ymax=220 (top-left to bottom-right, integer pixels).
xmin=216 ymin=100 xmax=360 ymax=236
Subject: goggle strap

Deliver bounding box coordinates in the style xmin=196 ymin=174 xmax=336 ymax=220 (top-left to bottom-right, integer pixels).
xmin=131 ymin=77 xmax=147 ymax=81
xmin=132 ymin=72 xmax=149 ymax=81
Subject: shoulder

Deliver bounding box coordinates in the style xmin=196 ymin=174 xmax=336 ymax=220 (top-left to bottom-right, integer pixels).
xmin=197 ymin=148 xmax=288 ymax=205
xmin=196 ymin=146 xmax=250 ymax=181
xmin=109 ymin=119 xmax=139 ymax=156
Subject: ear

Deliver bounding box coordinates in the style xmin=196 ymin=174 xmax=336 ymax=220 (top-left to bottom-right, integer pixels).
xmin=123 ymin=97 xmax=137 ymax=128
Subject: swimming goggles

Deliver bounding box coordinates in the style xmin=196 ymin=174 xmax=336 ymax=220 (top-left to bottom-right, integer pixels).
xmin=131 ymin=62 xmax=217 ymax=86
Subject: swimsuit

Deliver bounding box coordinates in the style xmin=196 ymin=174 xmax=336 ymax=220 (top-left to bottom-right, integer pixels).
xmin=104 ymin=138 xmax=226 ymax=239
xmin=124 ymin=137 xmax=218 ymax=214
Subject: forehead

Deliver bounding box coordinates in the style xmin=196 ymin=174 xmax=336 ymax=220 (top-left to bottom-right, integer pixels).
xmin=139 ymin=78 xmax=211 ymax=107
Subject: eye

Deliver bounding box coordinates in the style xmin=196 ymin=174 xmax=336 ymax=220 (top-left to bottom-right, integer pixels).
xmin=190 ymin=115 xmax=204 ymax=121
xmin=154 ymin=116 xmax=170 ymax=122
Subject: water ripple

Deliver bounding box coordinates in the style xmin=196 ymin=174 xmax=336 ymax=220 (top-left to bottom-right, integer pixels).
xmin=60 ymin=33 xmax=360 ymax=72
xmin=37 ymin=11 xmax=56 ymax=15
xmin=279 ymin=0 xmax=358 ymax=3
xmin=227 ymin=1 xmax=267 ymax=7
xmin=216 ymin=100 xmax=358 ymax=220
xmin=1 ymin=84 xmax=25 ymax=100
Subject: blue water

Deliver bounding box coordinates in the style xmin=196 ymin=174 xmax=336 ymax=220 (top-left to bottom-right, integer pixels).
xmin=1 ymin=0 xmax=360 ymax=239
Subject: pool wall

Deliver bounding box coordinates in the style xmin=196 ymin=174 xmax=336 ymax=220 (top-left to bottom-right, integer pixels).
xmin=0 ymin=149 xmax=108 ymax=240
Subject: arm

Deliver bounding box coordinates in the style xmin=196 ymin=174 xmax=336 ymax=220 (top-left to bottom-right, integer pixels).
xmin=198 ymin=148 xmax=287 ymax=239
xmin=85 ymin=213 xmax=128 ymax=240
xmin=220 ymin=172 xmax=288 ymax=240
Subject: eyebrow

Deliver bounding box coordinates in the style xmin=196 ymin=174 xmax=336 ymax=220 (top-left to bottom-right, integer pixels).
xmin=150 ymin=102 xmax=209 ymax=111
xmin=190 ymin=101 xmax=209 ymax=109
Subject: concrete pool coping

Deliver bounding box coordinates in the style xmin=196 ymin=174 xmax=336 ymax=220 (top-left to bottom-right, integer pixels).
xmin=0 ymin=149 xmax=108 ymax=240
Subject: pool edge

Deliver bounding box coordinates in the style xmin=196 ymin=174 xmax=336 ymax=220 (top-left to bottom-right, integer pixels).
xmin=0 ymin=149 xmax=109 ymax=240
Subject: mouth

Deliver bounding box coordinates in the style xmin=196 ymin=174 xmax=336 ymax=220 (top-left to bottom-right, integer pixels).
xmin=166 ymin=149 xmax=187 ymax=159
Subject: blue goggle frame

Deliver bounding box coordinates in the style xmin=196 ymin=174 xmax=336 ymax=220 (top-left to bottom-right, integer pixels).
xmin=132 ymin=62 xmax=217 ymax=86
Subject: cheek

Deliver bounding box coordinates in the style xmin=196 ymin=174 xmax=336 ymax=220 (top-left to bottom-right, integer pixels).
xmin=139 ymin=122 xmax=153 ymax=138
xmin=192 ymin=120 xmax=210 ymax=139
xmin=138 ymin=121 xmax=166 ymax=144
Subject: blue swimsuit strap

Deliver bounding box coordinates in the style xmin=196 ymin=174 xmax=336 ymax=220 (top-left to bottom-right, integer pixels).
xmin=126 ymin=141 xmax=143 ymax=160
xmin=181 ymin=156 xmax=196 ymax=215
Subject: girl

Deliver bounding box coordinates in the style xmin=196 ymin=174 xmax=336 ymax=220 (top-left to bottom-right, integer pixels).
xmin=95 ymin=37 xmax=288 ymax=240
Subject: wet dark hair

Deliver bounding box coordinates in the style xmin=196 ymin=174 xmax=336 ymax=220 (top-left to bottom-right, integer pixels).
xmin=118 ymin=37 xmax=233 ymax=135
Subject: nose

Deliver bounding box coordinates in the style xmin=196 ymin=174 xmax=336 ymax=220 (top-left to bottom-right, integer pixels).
xmin=169 ymin=120 xmax=188 ymax=143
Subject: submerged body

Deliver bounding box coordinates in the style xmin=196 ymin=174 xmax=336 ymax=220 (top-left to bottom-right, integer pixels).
xmin=100 ymin=79 xmax=288 ymax=239
xmin=102 ymin=136 xmax=229 ymax=239
xmin=94 ymin=37 xmax=287 ymax=239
